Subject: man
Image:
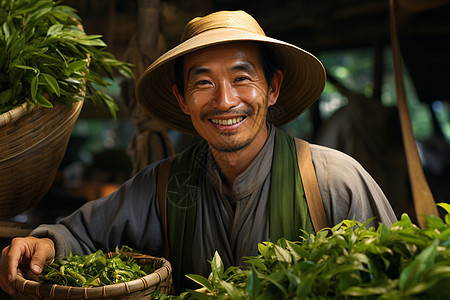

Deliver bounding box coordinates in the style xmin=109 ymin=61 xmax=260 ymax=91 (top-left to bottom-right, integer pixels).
xmin=0 ymin=10 xmax=396 ymax=295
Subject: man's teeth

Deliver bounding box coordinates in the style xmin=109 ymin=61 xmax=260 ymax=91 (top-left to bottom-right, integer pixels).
xmin=211 ymin=116 xmax=244 ymax=125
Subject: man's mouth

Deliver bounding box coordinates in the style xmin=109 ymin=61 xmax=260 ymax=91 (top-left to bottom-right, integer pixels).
xmin=210 ymin=116 xmax=245 ymax=126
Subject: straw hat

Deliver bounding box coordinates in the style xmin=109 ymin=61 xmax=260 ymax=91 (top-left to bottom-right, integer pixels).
xmin=136 ymin=10 xmax=326 ymax=135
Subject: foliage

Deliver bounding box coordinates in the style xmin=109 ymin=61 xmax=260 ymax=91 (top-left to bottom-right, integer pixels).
xmin=155 ymin=203 xmax=450 ymax=299
xmin=38 ymin=245 xmax=155 ymax=287
xmin=0 ymin=0 xmax=134 ymax=117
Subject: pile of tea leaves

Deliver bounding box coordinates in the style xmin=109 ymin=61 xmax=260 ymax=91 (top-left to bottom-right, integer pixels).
xmin=0 ymin=0 xmax=134 ymax=116
xmin=39 ymin=245 xmax=155 ymax=287
xmin=154 ymin=203 xmax=450 ymax=299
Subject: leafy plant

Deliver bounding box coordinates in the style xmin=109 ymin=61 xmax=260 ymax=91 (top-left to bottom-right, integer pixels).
xmin=0 ymin=0 xmax=134 ymax=117
xmin=156 ymin=203 xmax=450 ymax=299
xmin=38 ymin=245 xmax=155 ymax=287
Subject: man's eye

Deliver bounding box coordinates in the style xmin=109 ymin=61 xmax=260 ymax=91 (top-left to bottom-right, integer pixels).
xmin=197 ymin=80 xmax=211 ymax=85
xmin=235 ymin=77 xmax=249 ymax=82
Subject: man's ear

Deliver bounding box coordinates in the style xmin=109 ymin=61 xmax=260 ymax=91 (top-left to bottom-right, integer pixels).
xmin=172 ymin=84 xmax=190 ymax=115
xmin=268 ymin=70 xmax=283 ymax=107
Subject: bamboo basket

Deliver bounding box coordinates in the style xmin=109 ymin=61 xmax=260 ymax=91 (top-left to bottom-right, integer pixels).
xmin=14 ymin=253 xmax=172 ymax=299
xmin=0 ymin=101 xmax=84 ymax=219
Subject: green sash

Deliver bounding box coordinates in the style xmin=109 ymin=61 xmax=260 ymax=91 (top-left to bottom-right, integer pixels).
xmin=166 ymin=128 xmax=314 ymax=291
xmin=270 ymin=129 xmax=315 ymax=241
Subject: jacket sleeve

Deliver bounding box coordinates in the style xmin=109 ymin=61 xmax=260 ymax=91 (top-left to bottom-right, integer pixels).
xmin=30 ymin=161 xmax=165 ymax=258
xmin=310 ymin=144 xmax=398 ymax=228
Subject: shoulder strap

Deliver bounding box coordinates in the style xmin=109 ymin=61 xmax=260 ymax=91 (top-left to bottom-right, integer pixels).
xmin=294 ymin=138 xmax=329 ymax=232
xmin=157 ymin=155 xmax=176 ymax=260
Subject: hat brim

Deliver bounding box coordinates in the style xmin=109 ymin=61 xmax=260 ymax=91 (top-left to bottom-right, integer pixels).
xmin=136 ymin=27 xmax=326 ymax=136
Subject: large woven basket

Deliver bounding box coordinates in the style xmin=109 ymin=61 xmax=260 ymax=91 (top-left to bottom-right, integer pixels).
xmin=14 ymin=253 xmax=172 ymax=299
xmin=0 ymin=101 xmax=83 ymax=219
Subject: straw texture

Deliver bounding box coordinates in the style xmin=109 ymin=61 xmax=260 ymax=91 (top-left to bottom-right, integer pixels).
xmin=14 ymin=253 xmax=172 ymax=300
xmin=0 ymin=101 xmax=83 ymax=219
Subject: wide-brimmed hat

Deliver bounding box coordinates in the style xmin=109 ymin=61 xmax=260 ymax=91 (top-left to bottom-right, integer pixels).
xmin=136 ymin=10 xmax=326 ymax=135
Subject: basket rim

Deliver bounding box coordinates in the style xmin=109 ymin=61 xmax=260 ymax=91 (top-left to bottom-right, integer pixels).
xmin=14 ymin=253 xmax=172 ymax=298
xmin=0 ymin=102 xmax=35 ymax=127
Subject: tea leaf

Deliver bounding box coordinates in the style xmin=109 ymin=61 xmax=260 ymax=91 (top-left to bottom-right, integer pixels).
xmin=30 ymin=74 xmax=39 ymax=103
xmin=274 ymin=244 xmax=291 ymax=264
xmin=39 ymin=246 xmax=153 ymax=287
xmin=0 ymin=0 xmax=133 ymax=116
xmin=438 ymin=202 xmax=450 ymax=217
xmin=0 ymin=88 xmax=11 ymax=104
xmin=13 ymin=64 xmax=38 ymax=72
xmin=210 ymin=251 xmax=224 ymax=282
xmin=67 ymin=59 xmax=87 ymax=74
xmin=36 ymin=93 xmax=53 ymax=108
xmin=399 ymin=239 xmax=439 ymax=292
xmin=247 ymin=267 xmax=260 ymax=300
xmin=164 ymin=209 xmax=450 ymax=300
xmin=41 ymin=73 xmax=60 ymax=96
xmin=185 ymin=274 xmax=213 ymax=293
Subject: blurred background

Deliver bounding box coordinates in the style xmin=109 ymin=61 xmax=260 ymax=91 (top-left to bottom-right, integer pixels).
xmin=3 ymin=0 xmax=450 ymax=240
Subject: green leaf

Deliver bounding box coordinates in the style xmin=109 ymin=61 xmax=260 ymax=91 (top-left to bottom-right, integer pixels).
xmin=67 ymin=59 xmax=88 ymax=74
xmin=47 ymin=24 xmax=64 ymax=36
xmin=0 ymin=88 xmax=12 ymax=104
xmin=220 ymin=280 xmax=245 ymax=299
xmin=96 ymin=92 xmax=117 ymax=120
xmin=260 ymin=272 xmax=288 ymax=297
xmin=426 ymin=215 xmax=445 ymax=230
xmin=343 ymin=283 xmax=394 ymax=296
xmin=399 ymin=239 xmax=439 ymax=292
xmin=73 ymin=37 xmax=107 ymax=47
xmin=244 ymin=257 xmax=268 ymax=273
xmin=273 ymin=244 xmax=292 ymax=264
xmin=30 ymin=74 xmax=39 ymax=103
xmin=41 ymin=73 xmax=60 ymax=96
xmin=185 ymin=274 xmax=213 ymax=293
xmin=286 ymin=241 xmax=310 ymax=260
xmin=324 ymin=264 xmax=366 ymax=281
xmin=378 ymin=223 xmax=391 ymax=242
xmin=2 ymin=22 xmax=10 ymax=41
xmin=296 ymin=270 xmax=318 ymax=298
xmin=437 ymin=203 xmax=450 ymax=218
xmin=13 ymin=64 xmax=38 ymax=72
xmin=247 ymin=267 xmax=260 ymax=300
xmin=36 ymin=93 xmax=53 ymax=108
xmin=258 ymin=242 xmax=270 ymax=259
xmin=210 ymin=251 xmax=224 ymax=281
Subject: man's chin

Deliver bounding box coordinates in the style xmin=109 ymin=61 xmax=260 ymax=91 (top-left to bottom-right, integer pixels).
xmin=209 ymin=139 xmax=251 ymax=153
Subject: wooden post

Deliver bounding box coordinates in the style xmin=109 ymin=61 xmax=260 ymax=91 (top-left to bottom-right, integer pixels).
xmin=389 ymin=0 xmax=439 ymax=227
xmin=138 ymin=0 xmax=161 ymax=51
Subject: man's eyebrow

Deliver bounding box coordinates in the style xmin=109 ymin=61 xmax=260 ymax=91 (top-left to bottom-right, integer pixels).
xmin=187 ymin=66 xmax=210 ymax=79
xmin=186 ymin=61 xmax=257 ymax=79
xmin=231 ymin=61 xmax=257 ymax=73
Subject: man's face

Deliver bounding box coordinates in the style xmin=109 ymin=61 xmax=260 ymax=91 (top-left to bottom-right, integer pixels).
xmin=173 ymin=42 xmax=282 ymax=153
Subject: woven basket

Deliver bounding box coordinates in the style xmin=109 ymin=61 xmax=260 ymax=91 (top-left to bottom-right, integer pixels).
xmin=0 ymin=101 xmax=83 ymax=219
xmin=14 ymin=253 xmax=172 ymax=299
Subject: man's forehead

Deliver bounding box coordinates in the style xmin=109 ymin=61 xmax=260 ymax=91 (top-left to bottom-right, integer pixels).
xmin=182 ymin=41 xmax=261 ymax=69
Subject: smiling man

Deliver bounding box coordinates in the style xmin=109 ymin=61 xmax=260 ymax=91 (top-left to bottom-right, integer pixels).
xmin=0 ymin=10 xmax=396 ymax=295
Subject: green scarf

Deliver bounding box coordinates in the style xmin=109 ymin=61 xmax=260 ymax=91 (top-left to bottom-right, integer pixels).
xmin=166 ymin=128 xmax=314 ymax=291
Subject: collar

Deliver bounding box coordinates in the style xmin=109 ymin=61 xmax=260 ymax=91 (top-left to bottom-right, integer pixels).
xmin=208 ymin=123 xmax=275 ymax=200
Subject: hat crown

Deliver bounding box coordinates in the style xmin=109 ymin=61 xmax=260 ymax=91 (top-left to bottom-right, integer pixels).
xmin=181 ymin=10 xmax=266 ymax=42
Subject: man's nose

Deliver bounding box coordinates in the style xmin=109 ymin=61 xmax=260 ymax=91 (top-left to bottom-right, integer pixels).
xmin=213 ymin=81 xmax=238 ymax=111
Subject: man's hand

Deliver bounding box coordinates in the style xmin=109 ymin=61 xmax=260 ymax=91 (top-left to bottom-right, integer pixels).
xmin=0 ymin=236 xmax=55 ymax=295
